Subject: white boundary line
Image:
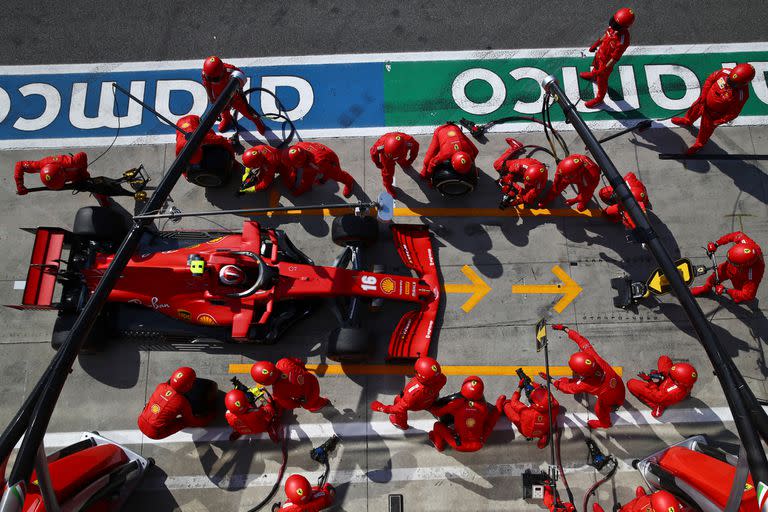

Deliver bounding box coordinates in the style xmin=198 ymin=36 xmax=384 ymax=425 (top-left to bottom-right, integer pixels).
xmin=27 ymin=406 xmax=757 ymax=449
xmin=0 ymin=42 xmax=767 ymax=74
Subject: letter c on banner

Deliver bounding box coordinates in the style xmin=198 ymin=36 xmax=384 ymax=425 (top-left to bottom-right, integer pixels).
xmin=452 ymin=68 xmax=506 ymax=115
xmin=260 ymin=76 xmax=314 ymax=120
xmin=645 ymin=65 xmax=701 ymax=110
xmin=13 ymin=83 xmax=61 ymax=131
xmin=509 ymin=67 xmax=550 ymax=114
xmin=0 ymin=86 xmax=10 ymax=124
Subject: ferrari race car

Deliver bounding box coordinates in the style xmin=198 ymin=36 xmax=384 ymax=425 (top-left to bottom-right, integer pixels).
xmin=9 ymin=206 xmax=441 ymax=361
xmin=634 ymin=435 xmax=759 ymax=511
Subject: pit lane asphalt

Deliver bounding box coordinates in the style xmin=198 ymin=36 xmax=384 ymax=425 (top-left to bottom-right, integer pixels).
xmin=2 ymin=0 xmax=768 ymax=65
xmin=0 ymin=123 xmax=766 ymax=511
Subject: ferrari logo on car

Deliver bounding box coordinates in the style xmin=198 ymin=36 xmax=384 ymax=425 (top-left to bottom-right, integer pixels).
xmin=380 ymin=277 xmax=396 ymax=295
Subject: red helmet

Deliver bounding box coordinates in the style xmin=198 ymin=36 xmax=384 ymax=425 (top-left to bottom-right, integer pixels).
xmin=225 ymin=389 xmax=249 ymax=415
xmin=728 ymin=243 xmax=760 ymax=267
xmin=414 ymin=357 xmax=441 ymax=381
xmin=40 ymin=164 xmax=66 ymax=190
xmin=242 ymin=148 xmax=266 ymax=169
xmin=569 ymin=351 xmax=597 ymax=377
xmin=650 ymin=490 xmax=683 ymax=512
xmin=730 ymin=63 xmax=756 ymax=86
xmin=461 ymin=376 xmax=484 ymax=401
xmin=556 ymin=155 xmax=586 ymax=179
xmin=287 ymin=146 xmax=309 ymax=167
xmin=383 ymin=133 xmax=407 ymax=160
xmin=285 ymin=474 xmax=312 ymax=503
xmin=451 ymin=151 xmax=472 ymax=174
xmin=629 ymin=180 xmax=648 ymax=204
xmin=613 ymin=8 xmax=635 ymax=28
xmin=170 ymin=366 xmax=196 ymax=393
xmin=219 ymin=264 xmax=246 ymax=286
xmin=177 ymin=114 xmax=200 ymax=132
xmin=203 ymin=56 xmax=225 ymax=79
xmin=250 ymin=361 xmax=279 ymax=386
xmin=669 ymin=363 xmax=698 ymax=388
xmin=523 ymin=163 xmax=548 ymax=187
xmin=529 ymin=386 xmax=558 ymax=413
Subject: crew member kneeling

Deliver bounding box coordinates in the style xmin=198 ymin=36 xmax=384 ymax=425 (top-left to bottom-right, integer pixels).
xmin=420 ymin=123 xmax=479 ymax=193
xmin=278 ymin=474 xmax=335 ymax=512
xmin=224 ymin=388 xmax=281 ymax=442
xmin=598 ymin=172 xmax=650 ymax=230
xmin=502 ymin=379 xmax=560 ymax=449
xmin=138 ymin=367 xmax=215 ymax=440
xmin=627 ymin=356 xmax=697 ymax=418
xmin=593 ymin=487 xmax=692 ymax=512
xmin=251 ymin=359 xmax=330 ymax=412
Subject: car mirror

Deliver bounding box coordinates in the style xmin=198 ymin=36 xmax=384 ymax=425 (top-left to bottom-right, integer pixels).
xmin=376 ymin=191 xmax=394 ymax=223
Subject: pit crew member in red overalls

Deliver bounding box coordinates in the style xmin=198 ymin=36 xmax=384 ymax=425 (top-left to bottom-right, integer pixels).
xmin=598 ymin=172 xmax=650 ymax=229
xmin=137 ymin=367 xmax=215 ymax=440
xmin=224 ymin=388 xmax=281 ymax=442
xmin=201 ymin=55 xmax=266 ymax=135
xmin=548 ymin=325 xmax=625 ymax=429
xmin=502 ymin=379 xmax=560 ymax=449
xmin=420 ymin=123 xmax=478 ymax=182
xmin=427 ymin=376 xmax=504 ymax=452
xmin=593 ymin=487 xmax=692 ymax=512
xmin=692 ymin=232 xmax=764 ymax=303
xmin=580 ymin=8 xmax=635 ymax=108
xmin=544 ymin=483 xmax=575 ymax=512
xmin=627 ymin=356 xmax=697 ymax=418
xmin=14 ymin=152 xmax=90 ymax=196
xmin=672 ymin=63 xmax=755 ymax=154
xmin=496 ymin=156 xmax=549 ymax=208
xmin=370 ymin=356 xmax=447 ymax=430
xmin=251 ymin=359 xmax=330 ymax=413
xmin=369 ymin=132 xmax=419 ymax=198
xmin=241 ymin=145 xmax=296 ymax=193
xmin=278 ymin=474 xmax=335 ymax=512
xmin=541 ymin=154 xmax=601 ymax=211
xmin=285 ymin=142 xmax=356 ymax=197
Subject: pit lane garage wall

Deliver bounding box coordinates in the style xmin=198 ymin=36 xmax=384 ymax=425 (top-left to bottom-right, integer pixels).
xmin=0 ymin=43 xmax=766 ymax=149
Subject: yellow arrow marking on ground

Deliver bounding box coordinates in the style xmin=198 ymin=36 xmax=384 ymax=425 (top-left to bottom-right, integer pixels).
xmin=443 ymin=265 xmax=492 ymax=313
xmin=511 ymin=265 xmax=583 ymax=313
xmin=228 ymin=363 xmax=623 ymax=377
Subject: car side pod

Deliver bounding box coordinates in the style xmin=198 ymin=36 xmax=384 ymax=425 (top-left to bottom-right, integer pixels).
xmin=387 ymin=224 xmax=441 ymax=361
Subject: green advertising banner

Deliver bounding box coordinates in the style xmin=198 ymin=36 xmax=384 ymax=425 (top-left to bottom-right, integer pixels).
xmin=383 ymin=48 xmax=768 ymax=127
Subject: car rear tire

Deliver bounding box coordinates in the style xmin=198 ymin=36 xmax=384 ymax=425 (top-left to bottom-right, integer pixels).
xmin=431 ymin=164 xmax=477 ymax=197
xmin=51 ymin=310 xmax=108 ymax=352
xmin=73 ymin=206 xmax=129 ymax=244
xmin=186 ymin=146 xmax=232 ymax=188
xmin=327 ymin=327 xmax=371 ymax=362
xmin=331 ymin=215 xmax=378 ymax=247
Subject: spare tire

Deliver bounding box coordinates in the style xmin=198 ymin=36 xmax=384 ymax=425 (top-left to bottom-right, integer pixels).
xmin=327 ymin=327 xmax=371 ymax=362
xmin=431 ymin=163 xmax=477 ymax=197
xmin=331 ymin=215 xmax=378 ymax=247
xmin=73 ymin=206 xmax=129 ymax=244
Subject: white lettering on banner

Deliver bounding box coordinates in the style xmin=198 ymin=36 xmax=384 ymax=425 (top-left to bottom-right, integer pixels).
xmin=645 ymin=65 xmax=700 ymax=110
xmin=451 ymin=68 xmax=506 ymax=115
xmin=154 ymin=80 xmax=208 ymax=124
xmin=561 ymin=67 xmax=598 ymax=113
xmin=13 ymin=83 xmax=61 ymax=131
xmin=0 ymin=86 xmax=10 ymax=124
xmin=748 ymin=62 xmax=768 ymax=105
xmin=260 ymin=76 xmax=314 ymax=120
xmin=508 ymin=67 xmax=549 ymax=114
xmin=69 ymin=81 xmax=145 ymax=129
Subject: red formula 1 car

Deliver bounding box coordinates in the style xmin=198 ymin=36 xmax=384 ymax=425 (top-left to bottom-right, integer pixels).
xmin=9 ymin=206 xmax=440 ymax=361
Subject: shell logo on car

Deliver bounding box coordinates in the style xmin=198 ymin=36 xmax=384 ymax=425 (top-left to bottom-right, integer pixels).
xmin=197 ymin=314 xmax=217 ymax=326
xmin=380 ymin=277 xmax=396 ymax=295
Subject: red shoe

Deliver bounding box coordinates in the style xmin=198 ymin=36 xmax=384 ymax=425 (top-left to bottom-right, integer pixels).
xmin=685 ymin=143 xmax=704 ymax=155
xmin=342 ymin=185 xmax=353 ymax=198
xmin=306 ymin=397 xmax=330 ymax=413
xmin=389 ymin=414 xmax=409 ymax=430
xmin=229 ymin=431 xmax=242 ymax=442
xmin=253 ymin=116 xmax=267 ymax=136
xmin=584 ymin=98 xmax=603 ymax=109
xmin=690 ymin=285 xmax=711 ymax=296
xmin=428 ymin=431 xmax=445 ymax=452
xmin=651 ymin=406 xmax=665 ymax=418
xmin=671 ymin=117 xmax=692 ymax=127
xmin=580 ymin=71 xmax=595 ymax=81
xmin=635 ymin=486 xmax=647 ymax=498
xmin=587 ymin=419 xmax=609 ymax=430
xmin=218 ymin=112 xmax=233 ymax=132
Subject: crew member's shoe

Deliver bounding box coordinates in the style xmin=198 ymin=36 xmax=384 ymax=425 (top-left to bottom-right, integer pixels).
xmin=671 ymin=117 xmax=692 ymax=127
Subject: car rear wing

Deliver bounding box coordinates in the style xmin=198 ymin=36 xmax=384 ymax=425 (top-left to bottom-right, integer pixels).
xmin=387 ymin=224 xmax=441 ymax=360
xmin=6 ymin=227 xmax=69 ymax=311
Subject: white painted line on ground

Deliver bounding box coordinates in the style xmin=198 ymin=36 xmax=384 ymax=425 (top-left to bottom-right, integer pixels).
xmin=1 ymin=42 xmax=765 ymax=74
xmin=4 ymin=116 xmax=767 ymax=151
xmin=143 ymin=460 xmax=637 ymax=491
xmin=28 ymin=406 xmax=755 ymax=449
xmin=13 ymin=281 xmax=25 ymax=290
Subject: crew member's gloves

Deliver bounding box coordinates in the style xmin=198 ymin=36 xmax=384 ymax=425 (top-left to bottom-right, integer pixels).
xmin=16 ymin=186 xmax=29 ymax=196
xmin=715 ymin=284 xmax=726 ymax=295
xmin=539 ymin=371 xmax=549 ymax=381
xmin=707 ymin=242 xmax=718 ymax=253
xmin=518 ymin=379 xmax=526 ymax=389
xmin=496 ymin=395 xmax=507 ymax=410
xmin=637 ymin=372 xmax=651 ymax=381
xmin=370 ymin=400 xmax=386 ymax=412
xmin=552 ymin=324 xmax=568 ymax=332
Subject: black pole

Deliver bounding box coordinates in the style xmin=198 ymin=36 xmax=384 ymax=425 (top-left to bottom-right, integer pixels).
xmin=112 ymin=83 xmax=189 ymax=136
xmin=542 ymin=75 xmax=768 ymax=488
xmin=6 ymin=75 xmax=244 ymax=487
xmin=660 ymin=153 xmax=768 ymax=161
xmin=596 ymin=119 xmax=652 ymax=144
xmin=134 ymin=202 xmax=377 ymax=221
